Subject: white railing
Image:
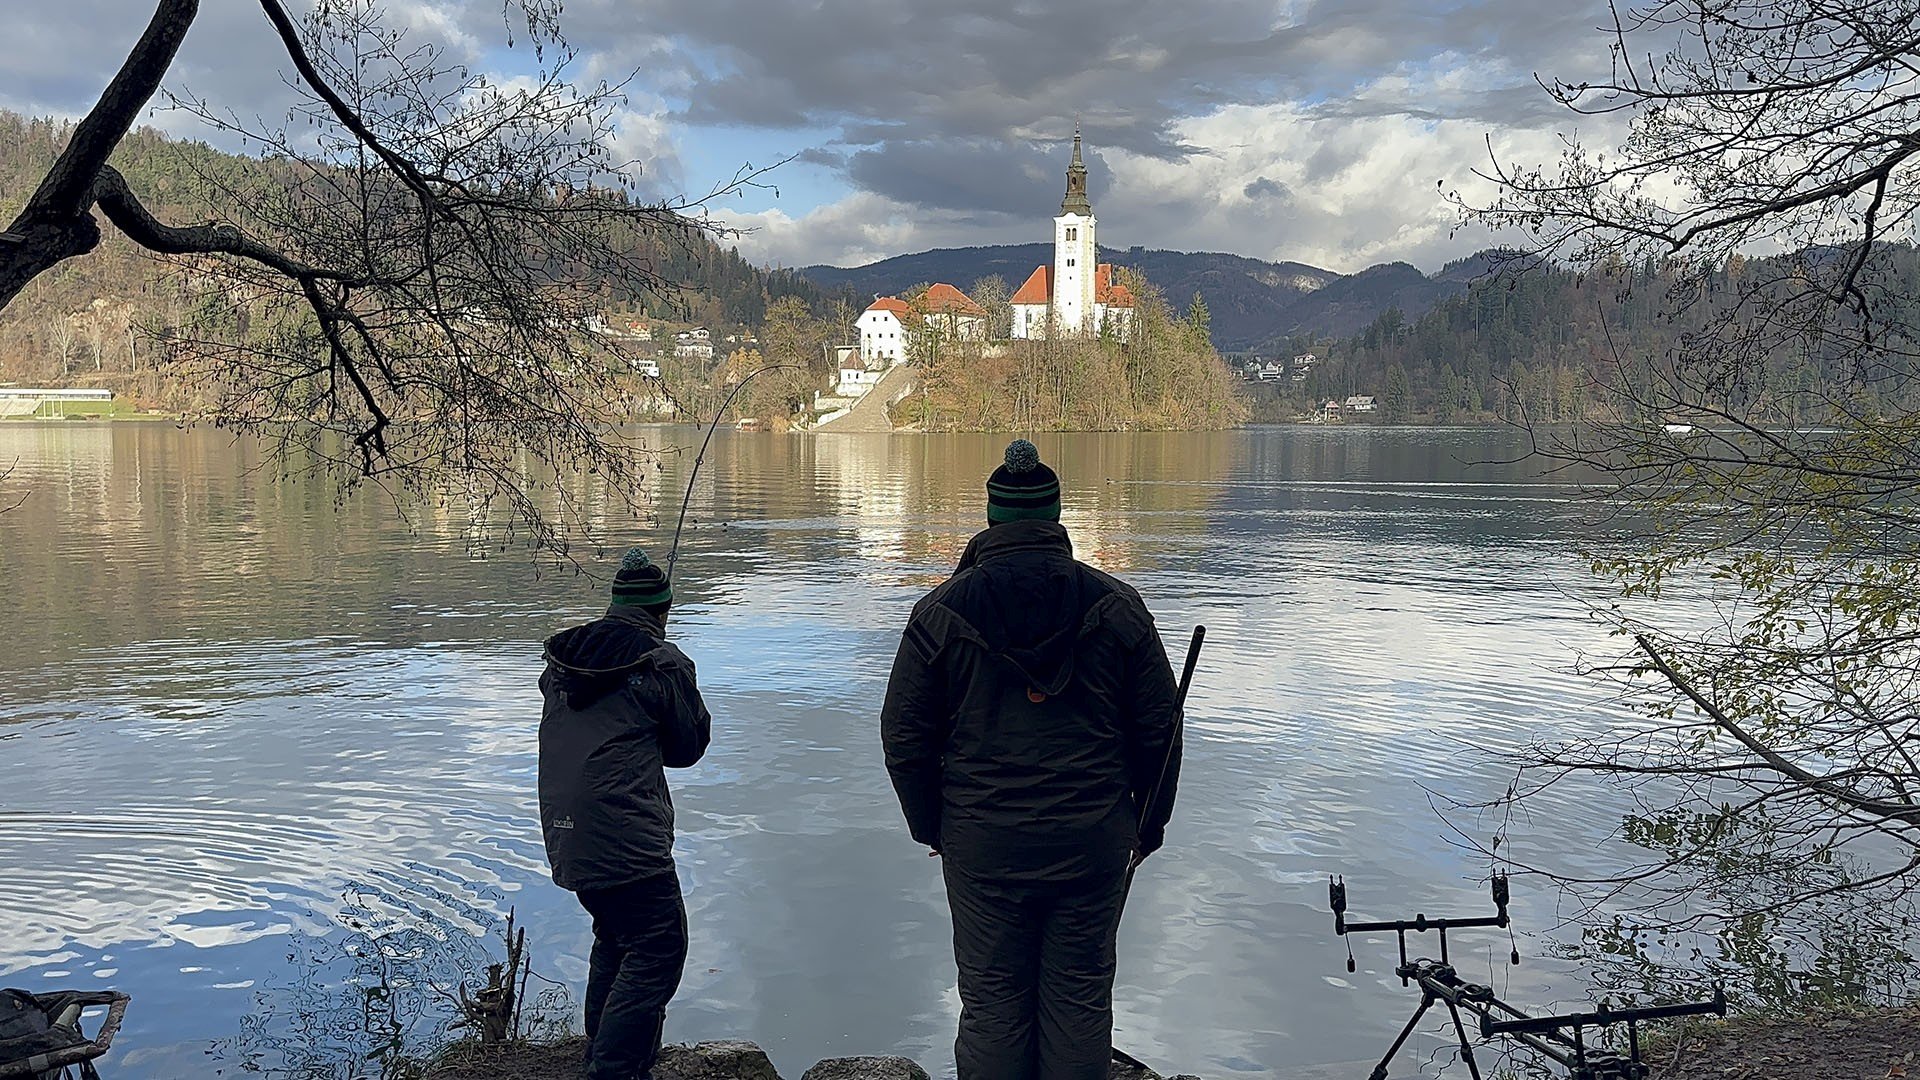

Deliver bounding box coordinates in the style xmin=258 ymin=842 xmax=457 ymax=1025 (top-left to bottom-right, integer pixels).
xmin=0 ymin=388 xmax=113 ymax=400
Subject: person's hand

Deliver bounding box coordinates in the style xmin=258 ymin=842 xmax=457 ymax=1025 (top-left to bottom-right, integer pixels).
xmin=1135 ymin=826 xmax=1165 ymax=864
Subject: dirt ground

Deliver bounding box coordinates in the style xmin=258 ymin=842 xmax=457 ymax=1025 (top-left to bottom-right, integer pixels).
xmin=425 ymin=1035 xmax=588 ymax=1080
xmin=1650 ymin=1008 xmax=1920 ymax=1080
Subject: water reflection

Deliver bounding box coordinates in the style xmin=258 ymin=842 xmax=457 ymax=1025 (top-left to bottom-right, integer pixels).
xmin=195 ymin=882 xmax=571 ymax=1080
xmin=2 ymin=424 xmax=1638 ymax=1078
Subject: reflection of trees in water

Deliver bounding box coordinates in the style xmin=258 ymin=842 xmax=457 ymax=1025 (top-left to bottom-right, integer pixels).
xmin=206 ymin=878 xmax=571 ymax=1079
xmin=1557 ymin=810 xmax=1919 ymax=1013
xmin=676 ymin=432 xmax=1246 ymax=588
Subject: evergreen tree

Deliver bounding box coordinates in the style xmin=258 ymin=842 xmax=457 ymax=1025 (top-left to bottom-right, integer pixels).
xmin=1185 ymin=292 xmax=1210 ymax=340
xmin=1383 ymin=363 xmax=1412 ymax=423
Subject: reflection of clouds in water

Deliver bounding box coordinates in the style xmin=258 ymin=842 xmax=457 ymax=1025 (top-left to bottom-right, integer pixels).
xmin=0 ymin=644 xmax=547 ymax=966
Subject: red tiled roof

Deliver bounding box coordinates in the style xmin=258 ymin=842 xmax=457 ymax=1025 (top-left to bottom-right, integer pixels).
xmin=865 ymin=296 xmax=914 ymax=316
xmin=922 ymin=282 xmax=986 ymax=318
xmin=841 ymin=356 xmax=867 ymax=370
xmin=1010 ymin=265 xmax=1051 ymax=305
xmin=1011 ymin=264 xmax=1134 ymax=308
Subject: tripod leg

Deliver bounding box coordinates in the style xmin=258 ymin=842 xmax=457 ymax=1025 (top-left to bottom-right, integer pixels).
xmin=1444 ymin=999 xmax=1483 ymax=1080
xmin=1368 ymin=996 xmax=1435 ymax=1080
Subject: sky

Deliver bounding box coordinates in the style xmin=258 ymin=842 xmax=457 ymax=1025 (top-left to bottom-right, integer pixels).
xmin=2 ymin=0 xmax=1635 ymax=274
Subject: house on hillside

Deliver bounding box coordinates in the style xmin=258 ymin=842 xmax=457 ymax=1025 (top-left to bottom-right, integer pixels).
xmin=674 ymin=327 xmax=714 ymax=359
xmin=920 ymin=283 xmax=988 ymax=340
xmin=858 ymin=281 xmax=989 ymax=363
xmin=1345 ymin=395 xmax=1377 ymax=413
xmin=858 ymin=297 xmax=914 ymax=364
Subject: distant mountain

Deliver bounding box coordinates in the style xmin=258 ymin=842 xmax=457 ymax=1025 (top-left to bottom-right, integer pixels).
xmin=1263 ymin=261 xmax=1470 ymax=346
xmin=798 ymin=244 xmax=1478 ymax=351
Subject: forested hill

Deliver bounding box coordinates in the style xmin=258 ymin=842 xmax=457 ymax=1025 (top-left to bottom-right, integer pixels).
xmin=1264 ymin=247 xmax=1920 ymax=425
xmin=0 ymin=110 xmax=848 ymax=382
xmin=799 ymin=245 xmax=1483 ymax=350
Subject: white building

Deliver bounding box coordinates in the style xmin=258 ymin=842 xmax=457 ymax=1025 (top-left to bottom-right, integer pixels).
xmin=837 ymin=354 xmax=883 ymax=396
xmin=673 ymin=327 xmax=714 ymax=360
xmin=1345 ymin=395 xmax=1377 ymax=413
xmin=920 ymin=283 xmax=988 ymax=341
xmin=1010 ymin=131 xmax=1134 ymax=341
xmin=858 ymin=297 xmax=915 ymax=364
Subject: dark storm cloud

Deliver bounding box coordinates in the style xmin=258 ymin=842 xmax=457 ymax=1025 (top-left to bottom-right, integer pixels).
xmin=1243 ymin=176 xmax=1289 ymax=201
xmin=578 ymin=0 xmax=1608 ymax=139
xmin=845 ymin=137 xmax=1108 ymax=215
xmin=794 ymin=147 xmax=849 ymax=169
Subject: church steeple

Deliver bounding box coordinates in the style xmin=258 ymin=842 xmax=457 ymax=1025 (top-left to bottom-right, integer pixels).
xmin=1059 ymin=128 xmax=1092 ymax=216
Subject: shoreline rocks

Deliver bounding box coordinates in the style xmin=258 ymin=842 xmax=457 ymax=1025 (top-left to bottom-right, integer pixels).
xmin=427 ymin=1037 xmax=1200 ymax=1079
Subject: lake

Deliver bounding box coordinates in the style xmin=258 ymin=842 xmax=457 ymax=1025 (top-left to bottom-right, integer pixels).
xmin=0 ymin=423 xmax=1644 ymax=1078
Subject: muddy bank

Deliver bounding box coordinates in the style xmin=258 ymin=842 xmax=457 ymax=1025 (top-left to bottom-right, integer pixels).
xmin=1649 ymin=1007 xmax=1920 ymax=1080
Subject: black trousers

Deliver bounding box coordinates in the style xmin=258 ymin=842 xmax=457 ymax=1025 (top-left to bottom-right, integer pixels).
xmin=576 ymin=872 xmax=689 ymax=1080
xmin=943 ymin=860 xmax=1131 ymax=1080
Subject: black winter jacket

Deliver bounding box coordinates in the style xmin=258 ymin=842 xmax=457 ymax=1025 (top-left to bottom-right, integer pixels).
xmin=880 ymin=520 xmax=1182 ymax=881
xmin=538 ymin=606 xmax=711 ymax=892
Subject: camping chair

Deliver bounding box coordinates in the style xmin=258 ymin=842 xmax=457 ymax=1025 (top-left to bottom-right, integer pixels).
xmin=0 ymin=990 xmax=129 ymax=1080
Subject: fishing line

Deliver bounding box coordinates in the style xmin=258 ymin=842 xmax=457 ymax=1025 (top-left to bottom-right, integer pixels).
xmin=664 ymin=363 xmax=807 ymax=582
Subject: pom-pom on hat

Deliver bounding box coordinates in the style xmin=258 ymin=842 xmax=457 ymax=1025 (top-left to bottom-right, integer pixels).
xmin=986 ymin=439 xmax=1062 ymax=524
xmin=610 ymin=546 xmax=673 ymax=610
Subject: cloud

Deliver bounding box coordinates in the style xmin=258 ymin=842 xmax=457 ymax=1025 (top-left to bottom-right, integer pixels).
xmin=722 ymin=99 xmax=1603 ymax=275
xmin=844 ymin=138 xmax=1108 ymax=215
xmin=595 ymin=108 xmax=681 ymax=199
xmin=562 ymin=0 xmax=1628 ymax=269
xmin=711 ymin=192 xmax=998 ymax=270
xmin=2 ymin=0 xmax=1637 ymax=272
xmin=1242 ymin=176 xmax=1290 ymax=202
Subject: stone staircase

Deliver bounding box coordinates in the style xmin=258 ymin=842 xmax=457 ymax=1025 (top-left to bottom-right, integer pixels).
xmin=813 ymin=364 xmax=916 ymax=433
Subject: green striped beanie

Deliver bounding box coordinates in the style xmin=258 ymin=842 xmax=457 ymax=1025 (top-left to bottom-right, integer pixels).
xmin=986 ymin=439 xmax=1061 ymax=524
xmin=611 ymin=546 xmax=673 ymax=610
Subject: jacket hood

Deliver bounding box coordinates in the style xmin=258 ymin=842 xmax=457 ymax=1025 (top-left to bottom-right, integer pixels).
xmin=949 ymin=520 xmax=1100 ymax=695
xmin=543 ymin=609 xmax=665 ymax=709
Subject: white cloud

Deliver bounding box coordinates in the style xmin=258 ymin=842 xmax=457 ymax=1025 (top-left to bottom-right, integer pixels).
xmin=720 ymin=101 xmax=1611 ymax=273
xmin=712 ymin=192 xmax=970 ymax=269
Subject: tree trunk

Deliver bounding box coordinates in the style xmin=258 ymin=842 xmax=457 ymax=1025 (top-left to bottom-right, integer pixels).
xmin=0 ymin=0 xmax=198 ymax=311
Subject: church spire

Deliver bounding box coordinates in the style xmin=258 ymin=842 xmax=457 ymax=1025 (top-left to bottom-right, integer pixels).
xmin=1060 ymin=127 xmax=1092 ymax=216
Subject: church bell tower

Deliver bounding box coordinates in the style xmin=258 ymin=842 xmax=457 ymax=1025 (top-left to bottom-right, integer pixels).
xmin=1052 ymin=130 xmax=1097 ymax=335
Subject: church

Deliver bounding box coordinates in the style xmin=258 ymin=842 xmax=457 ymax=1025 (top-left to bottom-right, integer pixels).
xmin=1010 ymin=131 xmax=1134 ymax=341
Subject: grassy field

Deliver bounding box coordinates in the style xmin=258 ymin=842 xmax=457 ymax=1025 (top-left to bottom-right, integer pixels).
xmin=2 ymin=399 xmax=171 ymax=420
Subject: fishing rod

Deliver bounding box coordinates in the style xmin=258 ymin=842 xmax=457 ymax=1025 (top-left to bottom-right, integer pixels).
xmin=663 ymin=364 xmax=807 ymax=582
xmin=1111 ymin=624 xmax=1205 ymax=1075
xmin=1134 ymin=624 xmax=1205 ymax=873
xmin=1329 ymin=875 xmax=1725 ymax=1080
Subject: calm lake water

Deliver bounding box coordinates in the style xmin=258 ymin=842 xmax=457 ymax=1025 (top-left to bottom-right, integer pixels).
xmin=0 ymin=424 xmax=1647 ymax=1079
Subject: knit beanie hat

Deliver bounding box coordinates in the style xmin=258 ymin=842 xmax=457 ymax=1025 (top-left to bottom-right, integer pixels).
xmin=986 ymin=439 xmax=1062 ymax=524
xmin=610 ymin=546 xmax=673 ymax=610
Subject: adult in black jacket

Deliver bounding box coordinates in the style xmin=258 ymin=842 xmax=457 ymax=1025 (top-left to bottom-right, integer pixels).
xmin=539 ymin=547 xmax=711 ymax=1080
xmin=881 ymin=440 xmax=1182 ymax=1080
